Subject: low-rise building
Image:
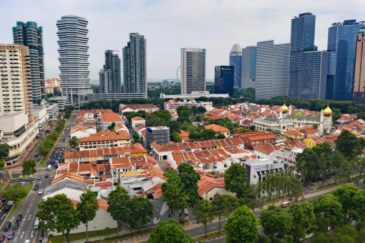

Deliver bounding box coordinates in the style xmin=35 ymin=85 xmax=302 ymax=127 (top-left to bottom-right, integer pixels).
xmin=164 ymin=99 xmax=212 ymax=110
xmin=48 ymin=96 xmax=67 ymax=111
xmin=146 ymin=126 xmax=170 ymax=149
xmin=205 ymin=124 xmax=230 ymax=137
xmin=131 ymin=117 xmax=146 ymax=131
xmin=238 ymin=132 xmax=276 ymax=149
xmin=160 ymin=91 xmax=229 ymax=100
xmin=303 ymin=136 xmax=327 ymax=148
xmin=100 ymin=113 xmax=125 ymax=130
xmin=32 ymin=105 xmax=49 ymax=130
xmin=45 ymin=103 xmax=59 ymax=119
xmin=119 ymin=104 xmax=159 ymax=114
xmin=78 ymin=130 xmax=130 ymax=151
xmin=243 ymin=158 xmax=284 ymax=185
xmin=70 ymin=124 xmax=97 ymax=139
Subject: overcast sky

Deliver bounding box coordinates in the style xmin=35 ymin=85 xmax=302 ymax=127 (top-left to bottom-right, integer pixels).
xmin=1 ymin=0 xmax=365 ymax=81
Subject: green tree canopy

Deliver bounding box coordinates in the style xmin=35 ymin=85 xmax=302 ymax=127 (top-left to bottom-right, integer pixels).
xmin=260 ymin=205 xmax=293 ymax=242
xmin=132 ymin=133 xmax=140 ymax=143
xmin=107 ymin=187 xmax=131 ymax=237
xmin=2 ymin=183 xmax=27 ymax=202
xmin=335 ymin=130 xmax=362 ymax=159
xmin=128 ymin=196 xmax=153 ymax=231
xmin=224 ymin=163 xmax=248 ymax=198
xmin=331 ymin=184 xmax=360 ymax=224
xmin=36 ymin=194 xmax=80 ymax=243
xmin=211 ymin=195 xmax=237 ymax=234
xmin=22 ymin=159 xmax=36 ymax=177
xmin=289 ymin=202 xmax=317 ymax=241
xmin=70 ymin=136 xmax=78 ymax=149
xmin=224 ymin=205 xmax=259 ymax=243
xmin=148 ymin=219 xmax=194 ymax=243
xmin=193 ymin=199 xmax=214 ymax=238
xmin=0 ymin=144 xmax=11 ymax=160
xmin=177 ymin=163 xmax=200 ymax=207
xmin=171 ymin=132 xmax=182 ymax=142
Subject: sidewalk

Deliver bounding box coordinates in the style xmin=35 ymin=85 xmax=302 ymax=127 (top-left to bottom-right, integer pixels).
xmin=5 ymin=140 xmax=40 ymax=170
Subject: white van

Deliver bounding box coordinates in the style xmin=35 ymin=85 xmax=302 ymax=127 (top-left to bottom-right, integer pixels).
xmin=34 ymin=218 xmax=39 ymax=230
xmin=47 ymin=165 xmax=52 ymax=171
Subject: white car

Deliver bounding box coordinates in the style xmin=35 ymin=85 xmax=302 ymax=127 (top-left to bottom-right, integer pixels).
xmin=38 ymin=189 xmax=44 ymax=195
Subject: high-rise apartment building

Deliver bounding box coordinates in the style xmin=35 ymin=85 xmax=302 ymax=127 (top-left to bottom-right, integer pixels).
xmin=56 ymin=15 xmax=90 ymax=107
xmin=288 ymin=12 xmax=316 ymax=98
xmin=99 ymin=50 xmax=121 ymax=93
xmin=301 ymin=51 xmax=328 ymax=99
xmin=352 ymin=28 xmax=365 ymax=104
xmin=326 ymin=20 xmax=364 ymax=101
xmin=0 ymin=44 xmax=32 ymax=119
xmin=229 ymin=44 xmax=242 ymax=88
xmin=181 ymin=48 xmax=206 ymax=94
xmin=255 ymin=41 xmax=290 ymax=100
xmin=241 ymin=46 xmax=257 ymax=88
xmin=214 ymin=66 xmax=234 ymax=96
xmin=123 ymin=33 xmax=147 ymax=97
xmin=13 ymin=21 xmax=45 ymax=103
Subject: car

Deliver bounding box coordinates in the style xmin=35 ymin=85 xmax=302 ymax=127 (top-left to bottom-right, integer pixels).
xmin=45 ymin=174 xmax=49 ymax=178
xmin=38 ymin=189 xmax=44 ymax=195
xmin=35 ymin=154 xmax=38 ymax=157
xmin=61 ymin=148 xmax=65 ymax=151
xmin=37 ymin=176 xmax=41 ymax=180
xmin=302 ymin=182 xmax=309 ymax=187
xmin=57 ymin=157 xmax=61 ymax=161
xmin=16 ymin=215 xmax=22 ymax=222
xmin=3 ymin=222 xmax=11 ymax=231
xmin=53 ymin=155 xmax=57 ymax=159
xmin=62 ymin=138 xmax=66 ymax=141
xmin=4 ymin=205 xmax=11 ymax=211
xmin=12 ymin=222 xmax=19 ymax=230
xmin=33 ymin=185 xmax=39 ymax=191
xmin=7 ymin=232 xmax=13 ymax=240
xmin=0 ymin=234 xmax=5 ymax=242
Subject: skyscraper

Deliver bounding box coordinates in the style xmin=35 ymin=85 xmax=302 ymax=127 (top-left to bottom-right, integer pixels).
xmin=352 ymin=28 xmax=365 ymax=104
xmin=123 ymin=33 xmax=147 ymax=97
xmin=214 ymin=66 xmax=234 ymax=96
xmin=255 ymin=41 xmax=290 ymax=100
xmin=0 ymin=44 xmax=32 ymax=119
xmin=13 ymin=21 xmax=45 ymax=103
xmin=301 ymin=51 xmax=328 ymax=99
xmin=99 ymin=50 xmax=121 ymax=93
xmin=326 ymin=20 xmax=364 ymax=101
xmin=181 ymin=48 xmax=206 ymax=94
xmin=56 ymin=15 xmax=90 ymax=106
xmin=288 ymin=12 xmax=316 ymax=98
xmin=241 ymin=46 xmax=257 ymax=88
xmin=229 ymin=44 xmax=242 ymax=88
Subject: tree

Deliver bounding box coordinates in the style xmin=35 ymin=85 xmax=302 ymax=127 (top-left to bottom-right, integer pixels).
xmin=331 ymin=184 xmax=359 ymax=224
xmin=22 ymin=159 xmax=36 ymax=178
xmin=36 ymin=194 xmax=80 ymax=243
xmin=2 ymin=183 xmax=27 ymax=202
xmin=177 ymin=163 xmax=200 ymax=207
xmin=107 ymin=187 xmax=131 ymax=237
xmin=313 ymin=124 xmax=318 ymax=129
xmin=260 ymin=205 xmax=293 ymax=242
xmin=191 ymin=105 xmax=198 ymax=115
xmin=69 ymin=136 xmax=78 ymax=149
xmin=211 ymin=195 xmax=236 ymax=234
xmin=148 ymin=218 xmax=194 ymax=243
xmin=103 ymin=227 xmax=112 ymax=238
xmin=224 ymin=163 xmax=248 ymax=198
xmin=161 ymin=169 xmax=189 ymax=217
xmin=132 ymin=133 xmax=140 ymax=143
xmin=0 ymin=159 xmax=4 ymax=171
xmin=332 ymin=108 xmax=342 ymax=123
xmin=311 ymin=232 xmax=332 ymax=243
xmin=171 ymin=132 xmax=182 ymax=142
xmin=335 ymin=130 xmax=362 ymax=159
xmin=107 ymin=122 xmax=116 ymax=131
xmin=76 ymin=189 xmax=99 ymax=243
xmin=197 ymin=106 xmax=206 ymax=114
xmin=0 ymin=144 xmax=10 ymax=160
xmin=353 ymin=157 xmax=365 ymax=186
xmin=249 ymin=125 xmax=256 ymax=131
xmin=224 ymin=206 xmax=259 ymax=243
xmin=217 ymin=132 xmax=225 ymax=139
xmin=289 ymin=202 xmax=317 ymax=242
xmin=128 ymin=196 xmax=153 ymax=232
xmin=193 ymin=199 xmax=214 ymax=238
xmin=201 ymin=129 xmax=216 ymax=140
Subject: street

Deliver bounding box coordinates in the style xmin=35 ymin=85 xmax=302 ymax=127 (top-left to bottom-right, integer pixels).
xmin=0 ymin=112 xmax=75 ymax=243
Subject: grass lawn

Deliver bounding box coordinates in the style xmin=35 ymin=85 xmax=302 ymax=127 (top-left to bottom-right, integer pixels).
xmin=6 ymin=181 xmax=34 ymax=220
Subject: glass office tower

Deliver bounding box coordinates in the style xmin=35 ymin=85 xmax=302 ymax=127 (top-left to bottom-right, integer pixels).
xmin=288 ymin=13 xmax=316 ymax=98
xmin=215 ymin=66 xmax=234 ymax=96
xmin=99 ymin=50 xmax=121 ymax=93
xmin=181 ymin=48 xmax=206 ymax=94
xmin=229 ymin=44 xmax=242 ymax=88
xmin=326 ymin=20 xmax=364 ymax=101
xmin=241 ymin=46 xmax=257 ymax=88
xmin=13 ymin=21 xmax=45 ymax=103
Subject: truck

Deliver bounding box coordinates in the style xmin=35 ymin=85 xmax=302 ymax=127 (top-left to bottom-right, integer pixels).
xmin=34 ymin=217 xmax=39 ymax=230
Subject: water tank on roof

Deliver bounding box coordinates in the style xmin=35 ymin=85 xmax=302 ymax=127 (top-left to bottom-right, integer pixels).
xmin=231 ymin=148 xmax=236 ymax=153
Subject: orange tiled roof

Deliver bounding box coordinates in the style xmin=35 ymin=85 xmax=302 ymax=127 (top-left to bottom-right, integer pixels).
xmin=254 ymin=144 xmax=281 ymax=155
xmin=205 ymin=124 xmax=230 ymax=133
xmin=79 ymin=130 xmax=130 ymax=142
xmin=132 ymin=117 xmax=145 ymax=121
xmin=101 ymin=113 xmax=124 ymax=123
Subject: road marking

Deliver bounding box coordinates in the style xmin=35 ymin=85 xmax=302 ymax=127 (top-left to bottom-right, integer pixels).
xmin=0 ymin=214 xmax=5 ymax=220
xmin=21 ymin=231 xmax=24 ymax=238
xmin=28 ymin=215 xmax=31 ymax=220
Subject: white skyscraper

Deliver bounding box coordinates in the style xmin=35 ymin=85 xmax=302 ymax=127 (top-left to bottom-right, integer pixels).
xmin=56 ymin=15 xmax=90 ymax=107
xmin=181 ymin=48 xmax=206 ymax=94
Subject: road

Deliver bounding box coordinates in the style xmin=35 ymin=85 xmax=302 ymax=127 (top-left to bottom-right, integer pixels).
xmin=0 ymin=113 xmax=75 ymax=243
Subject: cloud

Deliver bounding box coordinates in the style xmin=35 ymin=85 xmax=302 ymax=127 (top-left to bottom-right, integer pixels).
xmin=1 ymin=0 xmax=365 ymax=80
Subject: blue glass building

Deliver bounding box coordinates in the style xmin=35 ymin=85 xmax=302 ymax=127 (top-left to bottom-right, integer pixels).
xmin=288 ymin=13 xmax=316 ymax=98
xmin=215 ymin=66 xmax=234 ymax=96
xmin=229 ymin=44 xmax=242 ymax=88
xmin=13 ymin=21 xmax=45 ymax=103
xmin=326 ymin=20 xmax=364 ymax=101
xmin=241 ymin=46 xmax=257 ymax=88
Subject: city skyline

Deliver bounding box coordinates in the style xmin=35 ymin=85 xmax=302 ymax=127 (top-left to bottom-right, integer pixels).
xmin=1 ymin=0 xmax=365 ymax=81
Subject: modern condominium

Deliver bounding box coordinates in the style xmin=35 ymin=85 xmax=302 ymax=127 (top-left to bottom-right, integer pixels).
xmin=99 ymin=50 xmax=121 ymax=93
xmin=123 ymin=33 xmax=147 ymax=97
xmin=181 ymin=48 xmax=206 ymax=94
xmin=352 ymin=27 xmax=365 ymax=104
xmin=326 ymin=20 xmax=364 ymax=101
xmin=214 ymin=66 xmax=234 ymax=96
xmin=229 ymin=44 xmax=242 ymax=88
xmin=241 ymin=46 xmax=257 ymax=88
xmin=255 ymin=40 xmax=290 ymax=100
xmin=56 ymin=15 xmax=90 ymax=107
xmin=13 ymin=21 xmax=45 ymax=103
xmin=288 ymin=12 xmax=316 ymax=98
xmin=0 ymin=44 xmax=32 ymax=119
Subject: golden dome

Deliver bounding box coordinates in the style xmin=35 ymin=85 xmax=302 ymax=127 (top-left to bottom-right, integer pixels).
xmin=324 ymin=104 xmax=332 ymax=116
xmin=281 ymin=102 xmax=288 ymax=113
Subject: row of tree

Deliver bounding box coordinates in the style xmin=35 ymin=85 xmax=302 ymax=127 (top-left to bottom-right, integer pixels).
xmin=37 ymin=120 xmax=66 ymax=159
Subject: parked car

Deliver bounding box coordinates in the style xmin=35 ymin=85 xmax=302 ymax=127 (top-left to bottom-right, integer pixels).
xmin=45 ymin=174 xmax=49 ymax=178
xmin=53 ymin=155 xmax=57 ymax=159
xmin=61 ymin=148 xmax=65 ymax=151
xmin=281 ymin=201 xmax=291 ymax=208
xmin=37 ymin=176 xmax=41 ymax=180
xmin=34 ymin=154 xmax=38 ymax=157
xmin=302 ymin=182 xmax=309 ymax=187
xmin=33 ymin=185 xmax=39 ymax=191
xmin=57 ymin=157 xmax=61 ymax=161
xmin=7 ymin=232 xmax=13 ymax=240
xmin=3 ymin=222 xmax=11 ymax=231
xmin=38 ymin=189 xmax=44 ymax=195
xmin=12 ymin=222 xmax=19 ymax=230
xmin=0 ymin=234 xmax=5 ymax=242
xmin=62 ymin=138 xmax=66 ymax=141
xmin=16 ymin=215 xmax=22 ymax=222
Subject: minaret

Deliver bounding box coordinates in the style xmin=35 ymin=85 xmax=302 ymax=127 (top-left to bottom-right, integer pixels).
xmin=289 ymin=104 xmax=292 ymax=115
xmin=319 ymin=109 xmax=324 ymax=131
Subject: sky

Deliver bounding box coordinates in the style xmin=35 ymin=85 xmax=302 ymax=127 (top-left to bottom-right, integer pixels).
xmin=1 ymin=0 xmax=365 ymax=81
